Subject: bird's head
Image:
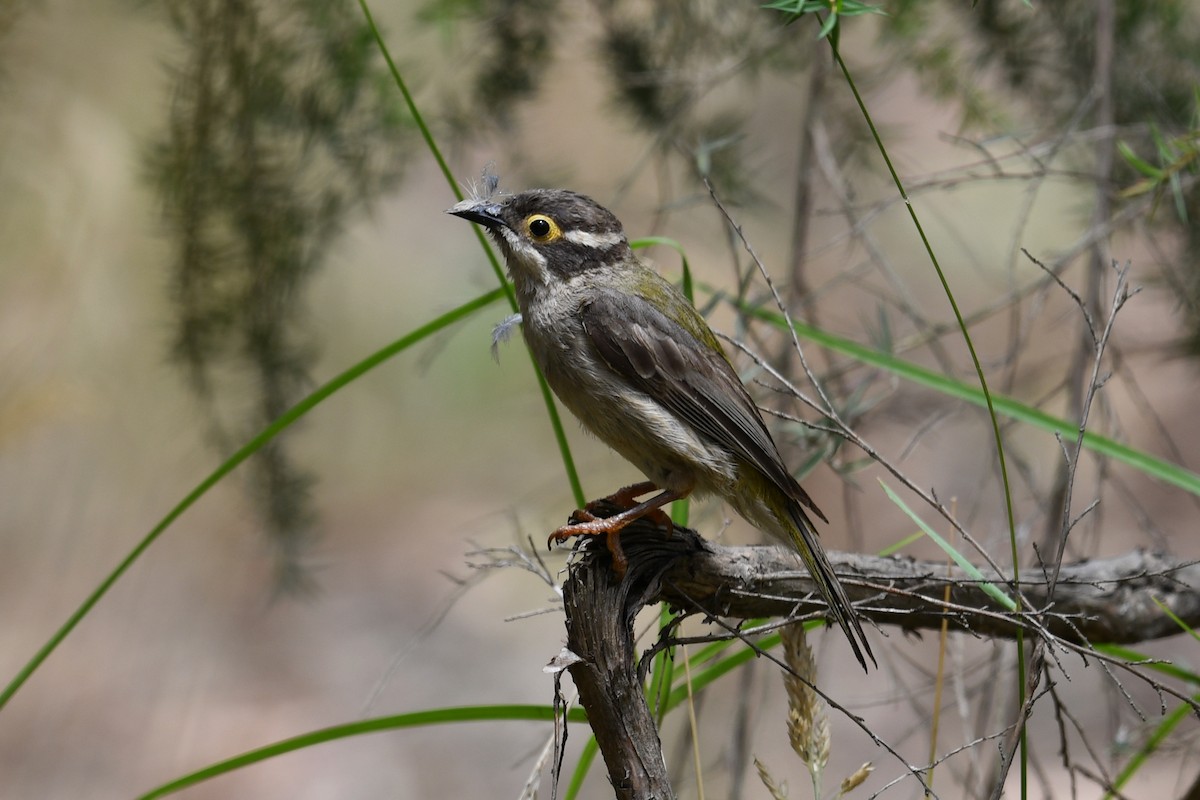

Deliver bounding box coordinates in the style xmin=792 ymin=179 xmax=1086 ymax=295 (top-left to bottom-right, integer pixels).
xmin=448 ymin=189 xmax=632 ymax=288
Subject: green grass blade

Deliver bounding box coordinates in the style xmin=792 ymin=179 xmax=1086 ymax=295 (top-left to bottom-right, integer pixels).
xmin=879 ymin=481 xmax=1017 ymax=611
xmin=632 ymin=235 xmax=694 ymax=304
xmin=0 ymin=288 xmax=506 ymax=713
xmin=563 ymin=735 xmax=601 ymax=800
xmin=1106 ymin=697 xmax=1196 ymax=798
xmin=1152 ymin=596 xmax=1200 ymax=643
xmin=136 ymin=704 xmax=588 ymax=799
xmin=878 ymin=531 xmax=926 ymax=557
xmin=734 ymin=300 xmax=1200 ymax=498
xmin=650 ymin=606 xmax=678 ymax=725
xmin=356 ymin=2 xmax=458 ymax=201
xmin=356 ymin=0 xmax=511 ymax=306
xmin=663 ymin=633 xmax=781 ymax=711
xmin=359 ymin=0 xmax=584 ymax=506
xmin=823 ymin=26 xmax=1030 ymax=790
xmin=1095 ymin=644 xmax=1200 ymax=684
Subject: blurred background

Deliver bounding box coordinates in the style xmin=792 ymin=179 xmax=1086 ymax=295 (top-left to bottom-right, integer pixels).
xmin=1 ymin=0 xmax=1198 ymax=797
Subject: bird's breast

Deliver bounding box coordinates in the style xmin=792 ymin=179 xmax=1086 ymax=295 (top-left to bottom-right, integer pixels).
xmin=517 ymin=284 xmax=737 ymax=495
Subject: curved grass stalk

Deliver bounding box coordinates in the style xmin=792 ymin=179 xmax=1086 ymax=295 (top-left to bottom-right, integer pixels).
xmin=136 ymin=704 xmax=587 ymax=799
xmin=0 ymin=288 xmax=506 ymax=713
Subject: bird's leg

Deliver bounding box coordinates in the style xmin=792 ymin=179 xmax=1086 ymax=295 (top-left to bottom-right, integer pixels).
xmin=584 ymin=481 xmax=674 ymax=530
xmin=550 ymin=487 xmax=689 ymax=574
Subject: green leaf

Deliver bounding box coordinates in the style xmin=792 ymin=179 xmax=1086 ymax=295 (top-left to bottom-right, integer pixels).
xmin=1169 ymin=169 xmax=1189 ymax=223
xmin=1118 ymin=177 xmax=1159 ymax=198
xmin=762 ymin=0 xmax=885 ymax=18
xmin=1117 ymin=140 xmax=1163 ymax=179
xmin=817 ymin=10 xmax=839 ymax=39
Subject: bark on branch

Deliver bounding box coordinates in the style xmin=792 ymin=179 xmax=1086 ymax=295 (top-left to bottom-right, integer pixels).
xmin=559 ymin=507 xmax=1198 ymax=798
xmin=658 ymin=532 xmax=1200 ymax=645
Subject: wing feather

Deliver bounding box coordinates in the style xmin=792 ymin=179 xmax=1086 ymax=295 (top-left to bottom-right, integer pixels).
xmin=580 ymin=288 xmax=826 ymax=522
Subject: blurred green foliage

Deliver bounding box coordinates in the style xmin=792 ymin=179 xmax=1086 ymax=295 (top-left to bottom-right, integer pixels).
xmin=148 ymin=0 xmax=411 ymax=589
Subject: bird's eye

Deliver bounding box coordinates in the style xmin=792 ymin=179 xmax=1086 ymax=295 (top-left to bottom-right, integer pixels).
xmin=525 ymin=214 xmax=562 ymax=243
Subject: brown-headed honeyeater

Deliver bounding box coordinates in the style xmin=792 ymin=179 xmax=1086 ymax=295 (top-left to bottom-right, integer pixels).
xmin=449 ymin=188 xmax=873 ymax=669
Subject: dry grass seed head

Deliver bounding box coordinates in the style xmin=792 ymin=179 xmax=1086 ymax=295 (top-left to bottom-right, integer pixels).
xmin=781 ymin=623 xmax=830 ymax=777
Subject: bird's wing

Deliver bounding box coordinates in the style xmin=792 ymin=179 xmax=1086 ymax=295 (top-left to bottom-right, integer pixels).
xmin=580 ymin=288 xmax=826 ymax=522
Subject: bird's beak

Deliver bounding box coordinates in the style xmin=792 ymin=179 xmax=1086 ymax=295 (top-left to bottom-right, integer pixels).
xmin=447 ymin=198 xmax=507 ymax=229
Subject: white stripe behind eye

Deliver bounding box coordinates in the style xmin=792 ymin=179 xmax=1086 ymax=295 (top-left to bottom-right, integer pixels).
xmin=563 ymin=229 xmax=625 ymax=248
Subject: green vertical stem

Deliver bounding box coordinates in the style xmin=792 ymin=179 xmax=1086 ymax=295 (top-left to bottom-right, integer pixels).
xmin=358 ymin=0 xmax=585 ymax=506
xmin=822 ymin=22 xmax=1027 ymax=792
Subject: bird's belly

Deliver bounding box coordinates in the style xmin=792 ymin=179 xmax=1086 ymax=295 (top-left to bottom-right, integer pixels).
xmin=541 ymin=351 xmax=736 ymax=495
xmin=518 ymin=291 xmax=737 ymax=494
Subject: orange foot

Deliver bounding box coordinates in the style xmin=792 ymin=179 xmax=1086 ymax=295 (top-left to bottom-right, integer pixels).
xmin=549 ymin=486 xmax=689 ymax=575
xmin=586 ymin=481 xmax=675 ymax=533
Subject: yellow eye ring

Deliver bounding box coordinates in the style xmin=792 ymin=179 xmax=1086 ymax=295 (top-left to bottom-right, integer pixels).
xmin=525 ymin=214 xmax=563 ymax=243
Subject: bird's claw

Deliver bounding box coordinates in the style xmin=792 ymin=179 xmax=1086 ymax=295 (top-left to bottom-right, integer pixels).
xmin=547 ymin=510 xmax=629 ymax=575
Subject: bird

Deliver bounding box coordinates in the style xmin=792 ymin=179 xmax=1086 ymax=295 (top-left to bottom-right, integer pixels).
xmin=448 ymin=187 xmax=874 ymax=669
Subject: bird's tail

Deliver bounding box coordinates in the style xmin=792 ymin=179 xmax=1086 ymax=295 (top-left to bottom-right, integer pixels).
xmin=785 ymin=504 xmax=875 ymax=671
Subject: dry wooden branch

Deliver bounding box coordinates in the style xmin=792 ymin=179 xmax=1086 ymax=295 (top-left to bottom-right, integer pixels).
xmin=562 ymin=522 xmax=683 ymax=799
xmin=558 ymin=506 xmax=1198 ymax=799
xmin=567 ymin=510 xmax=1198 ymax=644
xmin=659 ymin=534 xmax=1199 ymax=645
